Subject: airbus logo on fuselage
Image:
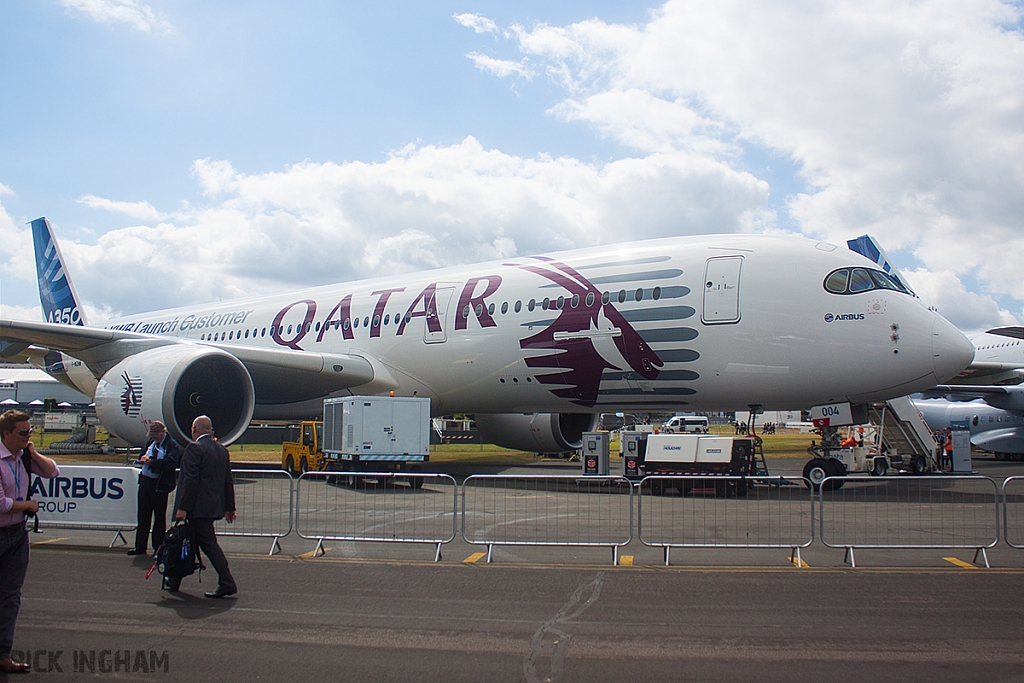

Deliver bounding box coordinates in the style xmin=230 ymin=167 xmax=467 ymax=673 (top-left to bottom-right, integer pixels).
xmin=824 ymin=313 xmax=865 ymax=323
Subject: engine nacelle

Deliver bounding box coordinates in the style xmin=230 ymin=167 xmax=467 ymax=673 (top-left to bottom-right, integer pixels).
xmin=475 ymin=413 xmax=600 ymax=454
xmin=95 ymin=345 xmax=255 ymax=447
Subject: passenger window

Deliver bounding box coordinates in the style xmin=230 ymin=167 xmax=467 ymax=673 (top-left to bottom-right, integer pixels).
xmin=475 ymin=304 xmax=483 ymax=317
xmin=384 ymin=314 xmax=390 ymax=325
xmin=571 ymin=294 xmax=579 ymax=308
xmin=353 ymin=319 xmax=359 ymax=329
xmin=515 ymin=300 xmax=522 ymax=313
xmin=824 ymin=269 xmax=850 ymax=293
xmin=849 ymin=269 xmax=873 ymax=293
xmin=618 ymin=290 xmax=626 ymax=303
xmin=557 ymin=296 xmax=564 ymax=309
xmin=635 ymin=288 xmax=643 ymax=301
xmin=528 ymin=299 xmax=536 ymax=312
xmin=501 ymin=302 xmax=508 ymax=314
xmin=585 ymin=292 xmax=595 ymax=307
xmin=602 ymin=292 xmax=610 ymax=305
xmin=652 ymin=287 xmax=661 ymax=300
xmin=542 ymin=298 xmax=550 ymax=310
xmin=261 ymin=328 xmax=266 ymax=337
xmin=362 ymin=317 xmax=369 ymax=328
xmin=373 ymin=315 xmax=380 ymax=327
xmin=488 ymin=303 xmax=495 ymax=315
xmin=463 ymin=306 xmax=470 ymax=319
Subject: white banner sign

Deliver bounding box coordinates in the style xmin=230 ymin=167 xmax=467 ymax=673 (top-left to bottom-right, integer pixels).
xmin=33 ymin=466 xmax=139 ymax=528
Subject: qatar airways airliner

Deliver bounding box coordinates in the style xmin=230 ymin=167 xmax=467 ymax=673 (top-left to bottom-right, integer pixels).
xmin=0 ymin=218 xmax=973 ymax=449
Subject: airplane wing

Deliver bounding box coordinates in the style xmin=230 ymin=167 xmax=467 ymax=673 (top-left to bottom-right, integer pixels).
xmin=922 ymin=385 xmax=1015 ymax=399
xmin=985 ymin=326 xmax=1024 ymax=340
xmin=0 ymin=318 xmax=377 ymax=401
xmin=920 ymin=384 xmax=1024 ymax=411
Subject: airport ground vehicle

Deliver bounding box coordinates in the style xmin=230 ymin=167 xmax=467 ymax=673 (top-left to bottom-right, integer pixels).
xmin=321 ymin=396 xmax=430 ymax=487
xmin=803 ymin=398 xmax=937 ymax=490
xmin=634 ymin=433 xmax=755 ymax=496
xmin=281 ymin=420 xmax=325 ymax=474
xmin=660 ymin=415 xmax=709 ymax=434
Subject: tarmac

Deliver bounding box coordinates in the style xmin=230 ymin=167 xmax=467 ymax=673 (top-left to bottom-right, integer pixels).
xmin=8 ymin=454 xmax=1024 ymax=682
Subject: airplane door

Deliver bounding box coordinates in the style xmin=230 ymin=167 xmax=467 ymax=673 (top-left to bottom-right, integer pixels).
xmin=424 ymin=287 xmax=455 ymax=343
xmin=702 ymin=256 xmax=743 ymax=324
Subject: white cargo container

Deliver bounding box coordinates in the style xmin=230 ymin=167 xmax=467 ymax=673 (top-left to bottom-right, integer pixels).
xmin=322 ymin=396 xmax=430 ymax=463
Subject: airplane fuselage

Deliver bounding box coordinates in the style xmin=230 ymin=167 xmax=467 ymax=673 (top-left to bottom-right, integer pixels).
xmin=61 ymin=234 xmax=969 ymax=419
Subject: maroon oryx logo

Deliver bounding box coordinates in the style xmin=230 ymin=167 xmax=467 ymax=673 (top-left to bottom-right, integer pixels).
xmin=509 ymin=256 xmax=663 ymax=407
xmin=120 ymin=371 xmax=142 ymax=417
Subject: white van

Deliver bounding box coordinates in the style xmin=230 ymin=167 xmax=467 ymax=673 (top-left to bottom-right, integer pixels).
xmin=661 ymin=415 xmax=709 ymax=434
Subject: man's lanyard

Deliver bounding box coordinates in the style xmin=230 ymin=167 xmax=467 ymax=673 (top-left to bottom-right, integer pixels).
xmin=6 ymin=457 xmax=22 ymax=501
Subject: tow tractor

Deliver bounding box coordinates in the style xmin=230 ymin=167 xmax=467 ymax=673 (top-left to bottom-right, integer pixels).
xmin=281 ymin=420 xmax=325 ymax=474
xmin=804 ymin=399 xmax=938 ymax=490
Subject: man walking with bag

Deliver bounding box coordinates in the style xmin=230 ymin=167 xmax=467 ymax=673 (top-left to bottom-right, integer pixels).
xmin=169 ymin=415 xmax=237 ymax=598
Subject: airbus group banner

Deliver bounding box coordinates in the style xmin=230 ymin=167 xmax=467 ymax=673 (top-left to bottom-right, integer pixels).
xmin=33 ymin=466 xmax=139 ymax=529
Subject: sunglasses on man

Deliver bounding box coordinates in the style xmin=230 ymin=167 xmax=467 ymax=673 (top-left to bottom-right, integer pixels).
xmin=16 ymin=429 xmax=32 ymax=437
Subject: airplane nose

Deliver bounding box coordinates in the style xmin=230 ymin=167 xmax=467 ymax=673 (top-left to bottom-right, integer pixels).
xmin=932 ymin=315 xmax=974 ymax=383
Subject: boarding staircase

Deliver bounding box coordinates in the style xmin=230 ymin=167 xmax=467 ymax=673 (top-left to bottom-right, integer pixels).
xmin=867 ymin=396 xmax=938 ymax=470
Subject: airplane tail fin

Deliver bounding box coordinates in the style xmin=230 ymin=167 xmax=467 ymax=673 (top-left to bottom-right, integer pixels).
xmin=31 ymin=217 xmax=88 ymax=326
xmin=847 ymin=234 xmax=916 ymax=296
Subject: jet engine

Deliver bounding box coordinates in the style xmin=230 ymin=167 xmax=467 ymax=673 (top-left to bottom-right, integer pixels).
xmin=94 ymin=345 xmax=255 ymax=447
xmin=475 ymin=413 xmax=600 ymax=454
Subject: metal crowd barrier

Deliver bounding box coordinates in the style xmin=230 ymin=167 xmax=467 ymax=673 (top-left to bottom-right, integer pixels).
xmin=295 ymin=472 xmax=458 ymax=561
xmin=818 ymin=476 xmax=1000 ymax=567
xmin=637 ymin=475 xmax=814 ymax=566
xmin=214 ymin=469 xmax=294 ymax=555
xmin=1003 ymin=476 xmax=1024 ymax=549
xmin=461 ymin=475 xmax=633 ymax=565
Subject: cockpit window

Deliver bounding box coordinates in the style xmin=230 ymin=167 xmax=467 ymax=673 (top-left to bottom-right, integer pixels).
xmin=823 ymin=267 xmax=912 ymax=296
xmin=849 ymin=268 xmax=873 ymax=293
xmin=824 ymin=270 xmax=850 ymax=293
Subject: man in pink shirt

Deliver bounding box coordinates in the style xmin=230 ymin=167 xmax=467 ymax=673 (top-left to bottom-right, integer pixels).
xmin=0 ymin=411 xmax=59 ymax=674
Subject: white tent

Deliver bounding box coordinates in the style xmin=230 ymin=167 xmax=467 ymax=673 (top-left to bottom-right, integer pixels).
xmin=0 ymin=399 xmax=18 ymax=406
xmin=27 ymin=400 xmax=44 ymax=406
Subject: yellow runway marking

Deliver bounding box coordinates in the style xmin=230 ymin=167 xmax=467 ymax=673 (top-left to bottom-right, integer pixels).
xmin=619 ymin=556 xmax=633 ymax=566
xmin=790 ymin=555 xmax=809 ymax=568
xmin=943 ymin=557 xmax=978 ymax=569
xmin=30 ymin=537 xmax=69 ymax=546
xmin=462 ymin=552 xmax=487 ymax=563
xmin=299 ymin=548 xmax=329 ymax=559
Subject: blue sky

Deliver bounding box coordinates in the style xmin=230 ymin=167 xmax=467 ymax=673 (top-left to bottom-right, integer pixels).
xmin=2 ymin=0 xmax=1024 ymax=334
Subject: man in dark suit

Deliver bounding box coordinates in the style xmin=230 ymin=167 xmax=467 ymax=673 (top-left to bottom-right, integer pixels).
xmin=170 ymin=415 xmax=237 ymax=598
xmin=128 ymin=421 xmax=179 ymax=556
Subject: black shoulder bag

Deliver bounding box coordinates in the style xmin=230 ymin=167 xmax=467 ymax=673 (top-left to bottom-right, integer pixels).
xmin=19 ymin=450 xmax=39 ymax=533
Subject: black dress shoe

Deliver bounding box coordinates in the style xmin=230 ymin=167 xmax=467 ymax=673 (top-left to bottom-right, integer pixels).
xmin=204 ymin=586 xmax=237 ymax=599
xmin=162 ymin=578 xmax=180 ymax=592
xmin=126 ymin=548 xmax=148 ymax=556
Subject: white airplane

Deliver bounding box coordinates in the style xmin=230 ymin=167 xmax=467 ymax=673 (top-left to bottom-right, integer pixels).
xmin=0 ymin=218 xmax=973 ymax=449
xmin=911 ymin=326 xmax=1024 ymax=458
xmin=914 ymin=397 xmax=1024 ymax=460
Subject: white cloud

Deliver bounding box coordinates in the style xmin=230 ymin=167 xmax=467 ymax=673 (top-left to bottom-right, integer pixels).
xmin=453 ymin=13 xmax=498 ymax=35
xmin=466 ymin=53 xmax=535 ymax=80
xmin=1 ymin=138 xmax=767 ymax=316
xmin=59 ymin=0 xmax=172 ymax=34
xmin=78 ymin=195 xmax=166 ymax=221
xmin=904 ymin=268 xmax=1018 ymax=335
xmin=458 ymin=1 xmax=1024 ymax=324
